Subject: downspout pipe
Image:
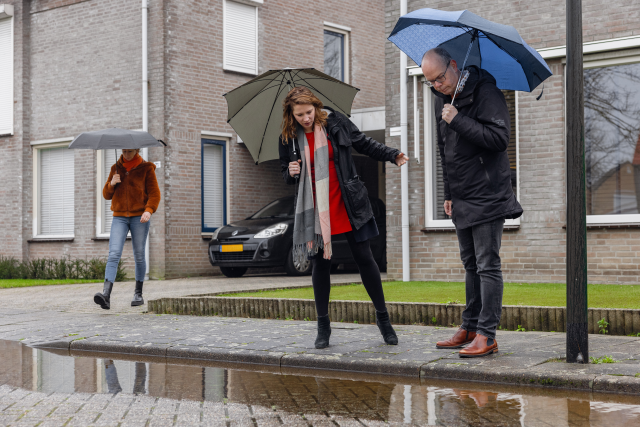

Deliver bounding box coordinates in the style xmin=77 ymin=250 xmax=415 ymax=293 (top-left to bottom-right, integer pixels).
xmin=400 ymin=0 xmax=410 ymax=282
xmin=142 ymin=0 xmax=150 ymax=280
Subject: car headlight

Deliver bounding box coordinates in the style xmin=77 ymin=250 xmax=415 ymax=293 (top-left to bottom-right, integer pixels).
xmin=254 ymin=223 xmax=288 ymax=238
xmin=211 ymin=227 xmax=223 ymax=240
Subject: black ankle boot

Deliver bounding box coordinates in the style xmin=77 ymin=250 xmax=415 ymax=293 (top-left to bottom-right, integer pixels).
xmin=315 ymin=315 xmax=331 ymax=349
xmin=94 ymin=280 xmax=113 ymax=310
xmin=376 ymin=310 xmax=398 ymax=345
xmin=131 ymin=281 xmax=144 ymax=307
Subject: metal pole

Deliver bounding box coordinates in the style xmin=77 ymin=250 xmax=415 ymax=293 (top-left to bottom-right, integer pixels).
xmin=142 ymin=0 xmax=150 ymax=280
xmin=566 ymin=0 xmax=588 ymax=363
xmin=400 ymin=0 xmax=410 ymax=282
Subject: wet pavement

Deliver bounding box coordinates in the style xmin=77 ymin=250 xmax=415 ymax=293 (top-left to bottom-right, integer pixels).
xmin=2 ymin=308 xmax=640 ymax=396
xmin=2 ymin=340 xmax=640 ymax=426
xmin=0 ymin=272 xmax=367 ymax=315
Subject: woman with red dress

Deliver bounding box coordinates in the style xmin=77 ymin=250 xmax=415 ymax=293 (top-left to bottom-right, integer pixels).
xmin=279 ymin=87 xmax=409 ymax=348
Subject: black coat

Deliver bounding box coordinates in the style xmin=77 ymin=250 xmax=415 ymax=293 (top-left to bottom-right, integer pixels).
xmin=279 ymin=107 xmax=400 ymax=230
xmin=434 ymin=66 xmax=523 ymax=229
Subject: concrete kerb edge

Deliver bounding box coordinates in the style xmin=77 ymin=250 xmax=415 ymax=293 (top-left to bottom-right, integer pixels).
xmin=21 ymin=336 xmax=640 ymax=394
xmin=420 ymin=363 xmax=602 ymax=392
xmin=185 ymin=279 xmax=395 ymax=298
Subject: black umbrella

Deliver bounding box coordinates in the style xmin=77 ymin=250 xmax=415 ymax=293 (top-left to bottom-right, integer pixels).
xmin=223 ymin=68 xmax=359 ymax=164
xmin=68 ymin=128 xmax=166 ymax=160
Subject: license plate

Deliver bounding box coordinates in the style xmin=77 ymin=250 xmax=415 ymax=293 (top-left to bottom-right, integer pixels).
xmin=221 ymin=244 xmax=243 ymax=252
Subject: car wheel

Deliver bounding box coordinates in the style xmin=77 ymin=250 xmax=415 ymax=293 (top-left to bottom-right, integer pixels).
xmin=285 ymin=247 xmax=312 ymax=276
xmin=220 ymin=267 xmax=248 ymax=278
xmin=330 ymin=264 xmax=339 ymax=274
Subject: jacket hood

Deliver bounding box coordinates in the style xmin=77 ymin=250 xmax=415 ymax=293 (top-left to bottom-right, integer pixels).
xmin=430 ymin=66 xmax=497 ymax=101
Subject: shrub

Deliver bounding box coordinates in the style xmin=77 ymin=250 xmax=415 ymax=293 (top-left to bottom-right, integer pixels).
xmin=0 ymin=256 xmax=127 ymax=281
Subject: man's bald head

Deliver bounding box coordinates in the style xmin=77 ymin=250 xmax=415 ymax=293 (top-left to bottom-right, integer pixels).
xmin=421 ymin=47 xmax=452 ymax=69
xmin=420 ymin=47 xmax=459 ymax=96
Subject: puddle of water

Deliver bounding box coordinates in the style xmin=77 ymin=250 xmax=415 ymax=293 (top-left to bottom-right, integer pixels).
xmin=2 ymin=340 xmax=640 ymax=426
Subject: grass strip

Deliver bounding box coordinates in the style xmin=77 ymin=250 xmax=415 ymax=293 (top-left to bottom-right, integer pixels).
xmin=219 ymin=281 xmax=640 ymax=309
xmin=0 ymin=279 xmax=103 ymax=289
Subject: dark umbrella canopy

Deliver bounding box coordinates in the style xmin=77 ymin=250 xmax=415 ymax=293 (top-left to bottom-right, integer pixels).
xmin=223 ymin=68 xmax=359 ymax=164
xmin=68 ymin=128 xmax=166 ymax=151
xmin=388 ymin=8 xmax=552 ymax=92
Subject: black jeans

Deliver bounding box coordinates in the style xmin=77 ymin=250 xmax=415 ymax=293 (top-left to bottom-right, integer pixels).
xmin=455 ymin=217 xmax=505 ymax=340
xmin=311 ymin=231 xmax=386 ymax=317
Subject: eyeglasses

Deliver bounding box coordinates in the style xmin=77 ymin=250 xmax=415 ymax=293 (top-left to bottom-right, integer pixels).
xmin=423 ymin=61 xmax=450 ymax=87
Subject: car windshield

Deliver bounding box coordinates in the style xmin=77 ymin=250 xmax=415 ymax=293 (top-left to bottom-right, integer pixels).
xmin=250 ymin=197 xmax=294 ymax=219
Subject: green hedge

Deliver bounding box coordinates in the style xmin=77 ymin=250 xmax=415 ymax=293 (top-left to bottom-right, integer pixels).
xmin=0 ymin=256 xmax=127 ymax=281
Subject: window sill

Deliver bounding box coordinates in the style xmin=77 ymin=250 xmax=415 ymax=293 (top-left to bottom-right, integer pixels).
xmin=421 ymin=225 xmax=520 ymax=233
xmin=202 ymin=232 xmax=213 ymax=240
xmin=28 ymin=237 xmax=74 ymax=243
xmin=222 ymin=67 xmax=258 ymax=77
xmin=92 ymin=236 xmax=131 ymax=241
xmin=563 ymin=223 xmax=640 ymax=230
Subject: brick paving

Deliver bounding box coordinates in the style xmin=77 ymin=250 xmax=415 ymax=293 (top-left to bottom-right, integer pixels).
xmin=0 ymin=272 xmax=367 ymax=315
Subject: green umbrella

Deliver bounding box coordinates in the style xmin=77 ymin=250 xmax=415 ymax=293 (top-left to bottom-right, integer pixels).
xmin=223 ymin=68 xmax=359 ymax=164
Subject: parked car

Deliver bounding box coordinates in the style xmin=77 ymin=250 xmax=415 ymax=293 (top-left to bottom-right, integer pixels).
xmin=208 ymin=195 xmax=387 ymax=277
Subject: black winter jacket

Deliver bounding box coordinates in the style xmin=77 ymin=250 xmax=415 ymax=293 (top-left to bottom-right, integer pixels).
xmin=434 ymin=66 xmax=523 ymax=229
xmin=279 ymin=107 xmax=400 ymax=230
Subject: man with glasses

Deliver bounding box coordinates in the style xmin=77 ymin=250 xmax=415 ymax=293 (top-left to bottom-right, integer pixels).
xmin=421 ymin=47 xmax=523 ymax=358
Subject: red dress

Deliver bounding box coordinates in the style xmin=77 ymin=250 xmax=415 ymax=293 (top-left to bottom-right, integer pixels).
xmin=306 ymin=132 xmax=352 ymax=235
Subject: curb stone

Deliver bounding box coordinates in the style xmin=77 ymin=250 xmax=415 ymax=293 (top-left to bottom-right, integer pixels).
xmin=148 ymin=296 xmax=640 ymax=336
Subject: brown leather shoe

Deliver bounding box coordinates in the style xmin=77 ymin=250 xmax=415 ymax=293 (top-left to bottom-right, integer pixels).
xmin=436 ymin=328 xmax=476 ymax=349
xmin=459 ymin=334 xmax=498 ymax=358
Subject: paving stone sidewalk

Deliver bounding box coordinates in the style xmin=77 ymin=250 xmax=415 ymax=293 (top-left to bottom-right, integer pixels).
xmin=0 ymin=272 xmax=366 ymax=315
xmin=2 ymin=308 xmax=640 ymax=395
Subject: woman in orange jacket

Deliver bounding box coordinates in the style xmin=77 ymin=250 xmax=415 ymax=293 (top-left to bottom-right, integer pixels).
xmin=94 ymin=148 xmax=161 ymax=310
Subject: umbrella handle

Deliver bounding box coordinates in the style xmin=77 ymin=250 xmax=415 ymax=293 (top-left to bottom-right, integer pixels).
xmin=291 ymin=149 xmax=300 ymax=180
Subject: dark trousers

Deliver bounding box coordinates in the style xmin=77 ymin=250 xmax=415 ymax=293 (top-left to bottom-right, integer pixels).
xmin=455 ymin=217 xmax=505 ymax=340
xmin=311 ymin=231 xmax=386 ymax=318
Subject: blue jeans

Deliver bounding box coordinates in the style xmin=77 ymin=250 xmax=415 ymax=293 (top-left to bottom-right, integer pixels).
xmin=105 ymin=216 xmax=150 ymax=282
xmin=455 ymin=217 xmax=505 ymax=340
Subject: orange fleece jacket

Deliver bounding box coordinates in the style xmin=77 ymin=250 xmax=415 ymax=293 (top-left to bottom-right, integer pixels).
xmin=103 ymin=156 xmax=161 ymax=217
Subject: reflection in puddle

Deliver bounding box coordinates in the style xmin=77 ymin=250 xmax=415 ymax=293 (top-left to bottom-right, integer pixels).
xmin=2 ymin=340 xmax=640 ymax=425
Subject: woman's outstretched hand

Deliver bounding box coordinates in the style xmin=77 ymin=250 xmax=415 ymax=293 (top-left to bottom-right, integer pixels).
xmin=140 ymin=212 xmax=151 ymax=223
xmin=395 ymin=153 xmax=409 ymax=166
xmin=289 ymin=159 xmax=302 ymax=177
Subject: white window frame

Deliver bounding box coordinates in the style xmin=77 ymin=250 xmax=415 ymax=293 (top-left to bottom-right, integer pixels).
xmin=575 ymin=51 xmax=640 ymax=225
xmin=31 ymin=137 xmax=75 ymax=239
xmin=223 ymin=0 xmax=259 ymax=75
xmin=323 ymin=23 xmax=351 ymax=84
xmin=422 ymin=80 xmax=520 ymax=229
xmin=201 ymin=131 xmax=231 ymax=236
xmin=0 ymin=12 xmax=14 ymax=136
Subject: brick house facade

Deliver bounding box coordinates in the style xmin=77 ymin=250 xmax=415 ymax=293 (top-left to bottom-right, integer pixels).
xmin=384 ymin=0 xmax=640 ymax=284
xmin=0 ymin=0 xmax=387 ymax=279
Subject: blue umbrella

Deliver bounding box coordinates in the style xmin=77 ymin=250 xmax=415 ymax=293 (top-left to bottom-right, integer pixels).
xmin=388 ymin=8 xmax=552 ymax=93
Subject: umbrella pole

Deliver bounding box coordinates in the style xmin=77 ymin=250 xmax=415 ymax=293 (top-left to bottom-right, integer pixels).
xmin=450 ymin=31 xmax=477 ymax=105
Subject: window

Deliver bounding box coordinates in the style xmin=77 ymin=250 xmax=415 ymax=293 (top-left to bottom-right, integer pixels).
xmin=0 ymin=15 xmax=13 ymax=136
xmin=202 ymin=139 xmax=227 ymax=232
xmin=584 ymin=60 xmax=640 ymax=224
xmin=32 ymin=141 xmax=75 ymax=238
xmin=324 ymin=24 xmax=350 ymax=83
xmin=96 ymin=149 xmax=122 ymax=236
xmin=223 ymin=0 xmax=258 ymax=75
xmin=423 ymin=84 xmax=519 ymax=228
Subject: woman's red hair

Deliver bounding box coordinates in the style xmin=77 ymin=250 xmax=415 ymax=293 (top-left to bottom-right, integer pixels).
xmin=281 ymin=87 xmax=328 ymax=143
